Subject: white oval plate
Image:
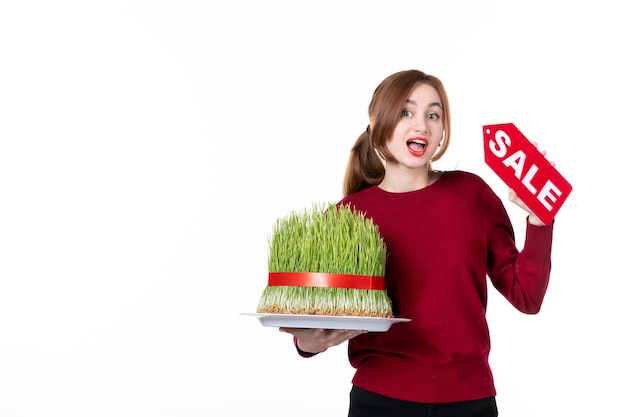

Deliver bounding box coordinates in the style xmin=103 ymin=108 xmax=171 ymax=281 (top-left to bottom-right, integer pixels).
xmin=242 ymin=313 xmax=410 ymax=332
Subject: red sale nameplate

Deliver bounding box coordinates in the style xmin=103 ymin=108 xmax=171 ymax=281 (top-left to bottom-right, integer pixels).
xmin=483 ymin=123 xmax=572 ymax=225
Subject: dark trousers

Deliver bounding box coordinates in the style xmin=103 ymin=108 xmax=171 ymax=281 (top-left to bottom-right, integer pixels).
xmin=348 ymin=385 xmax=498 ymax=417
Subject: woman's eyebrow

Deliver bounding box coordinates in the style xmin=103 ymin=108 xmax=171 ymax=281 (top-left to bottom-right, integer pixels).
xmin=405 ymin=99 xmax=442 ymax=109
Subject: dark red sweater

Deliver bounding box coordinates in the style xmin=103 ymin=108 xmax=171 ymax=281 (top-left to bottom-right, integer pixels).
xmin=332 ymin=171 xmax=553 ymax=403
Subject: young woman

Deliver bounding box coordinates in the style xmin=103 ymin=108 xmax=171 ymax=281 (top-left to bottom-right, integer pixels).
xmin=280 ymin=69 xmax=554 ymax=417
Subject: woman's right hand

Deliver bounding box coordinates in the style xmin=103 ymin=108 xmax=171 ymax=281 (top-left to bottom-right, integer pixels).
xmin=279 ymin=327 xmax=367 ymax=354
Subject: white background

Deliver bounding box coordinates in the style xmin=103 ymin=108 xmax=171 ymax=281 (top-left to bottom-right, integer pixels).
xmin=1 ymin=1 xmax=623 ymax=416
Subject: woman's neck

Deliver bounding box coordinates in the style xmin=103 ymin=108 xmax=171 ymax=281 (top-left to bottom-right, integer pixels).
xmin=378 ymin=165 xmax=439 ymax=193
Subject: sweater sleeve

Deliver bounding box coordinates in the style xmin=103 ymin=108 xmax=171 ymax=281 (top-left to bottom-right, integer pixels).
xmin=486 ymin=193 xmax=554 ymax=314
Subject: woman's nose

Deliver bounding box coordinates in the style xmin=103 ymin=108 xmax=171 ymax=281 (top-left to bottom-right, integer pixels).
xmin=413 ymin=121 xmax=427 ymax=133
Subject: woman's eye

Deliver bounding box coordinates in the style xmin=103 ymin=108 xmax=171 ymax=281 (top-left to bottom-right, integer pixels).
xmin=401 ymin=110 xmax=412 ymax=117
xmin=427 ymin=113 xmax=440 ymax=120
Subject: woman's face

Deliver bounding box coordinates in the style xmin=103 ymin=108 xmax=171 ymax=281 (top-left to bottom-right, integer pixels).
xmin=385 ymin=83 xmax=444 ymax=169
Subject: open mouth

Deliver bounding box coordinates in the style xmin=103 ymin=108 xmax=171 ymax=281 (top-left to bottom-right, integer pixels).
xmin=407 ymin=137 xmax=429 ymax=156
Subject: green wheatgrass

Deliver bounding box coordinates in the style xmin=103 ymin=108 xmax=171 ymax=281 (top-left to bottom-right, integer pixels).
xmin=257 ymin=202 xmax=393 ymax=317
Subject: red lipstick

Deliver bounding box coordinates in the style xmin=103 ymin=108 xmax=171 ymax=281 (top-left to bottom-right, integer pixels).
xmin=407 ymin=137 xmax=429 ymax=157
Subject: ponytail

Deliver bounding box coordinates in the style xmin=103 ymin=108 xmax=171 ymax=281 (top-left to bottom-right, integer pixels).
xmin=342 ymin=128 xmax=385 ymax=196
